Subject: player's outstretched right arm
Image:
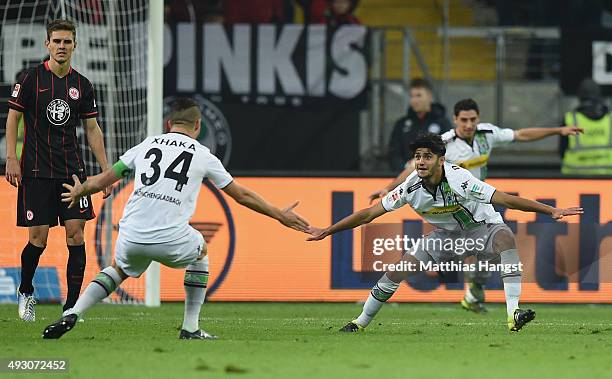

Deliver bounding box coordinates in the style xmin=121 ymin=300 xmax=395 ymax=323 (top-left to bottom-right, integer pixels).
xmin=61 ymin=160 xmax=128 ymax=208
xmin=5 ymin=109 xmax=22 ymax=187
xmin=513 ymin=126 xmax=583 ymax=142
xmin=491 ymin=191 xmax=583 ymax=220
xmin=222 ymin=181 xmax=310 ymax=232
xmin=368 ymin=160 xmax=414 ymax=204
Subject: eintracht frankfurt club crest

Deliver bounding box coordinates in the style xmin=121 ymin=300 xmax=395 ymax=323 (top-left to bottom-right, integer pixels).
xmin=46 ymin=99 xmax=70 ymax=126
xmin=68 ymin=87 xmax=80 ymax=100
xmin=163 ymin=95 xmax=232 ymax=165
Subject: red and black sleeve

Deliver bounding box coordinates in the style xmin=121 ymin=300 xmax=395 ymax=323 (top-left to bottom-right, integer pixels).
xmin=8 ymin=69 xmax=34 ymax=112
xmin=79 ymin=77 xmax=99 ymax=119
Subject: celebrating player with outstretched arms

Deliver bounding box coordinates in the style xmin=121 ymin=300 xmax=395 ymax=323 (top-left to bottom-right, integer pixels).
xmin=368 ymin=98 xmax=583 ymax=313
xmin=42 ymin=97 xmax=309 ymax=340
xmin=308 ymin=133 xmax=582 ymax=332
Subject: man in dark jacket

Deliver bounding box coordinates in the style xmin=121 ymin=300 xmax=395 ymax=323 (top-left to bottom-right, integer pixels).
xmin=388 ymin=78 xmax=452 ymax=172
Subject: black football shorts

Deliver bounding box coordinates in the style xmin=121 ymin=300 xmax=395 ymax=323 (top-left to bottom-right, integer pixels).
xmin=17 ymin=177 xmax=95 ymax=227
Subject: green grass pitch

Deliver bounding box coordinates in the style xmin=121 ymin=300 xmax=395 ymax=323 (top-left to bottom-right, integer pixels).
xmin=1 ymin=303 xmax=611 ymax=378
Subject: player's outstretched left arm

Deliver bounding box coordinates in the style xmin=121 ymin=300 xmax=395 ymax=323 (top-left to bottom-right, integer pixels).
xmin=307 ymin=202 xmax=387 ymax=241
xmin=514 ymin=126 xmax=583 ymax=142
xmin=84 ymin=118 xmax=112 ymax=198
xmin=491 ymin=191 xmax=583 ymax=220
xmin=61 ymin=167 xmax=122 ymax=208
xmin=222 ymin=181 xmax=310 ymax=233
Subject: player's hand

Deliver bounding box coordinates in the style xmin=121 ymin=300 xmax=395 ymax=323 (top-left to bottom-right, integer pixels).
xmin=368 ymin=189 xmax=388 ymax=204
xmin=559 ymin=126 xmax=584 ymax=136
xmin=5 ymin=157 xmax=21 ymax=187
xmin=61 ymin=174 xmax=84 ymax=209
xmin=306 ymin=226 xmax=330 ymax=241
xmin=102 ymin=185 xmax=112 ymax=199
xmin=278 ymin=201 xmax=310 ymax=232
xmin=551 ymin=207 xmax=583 ymax=220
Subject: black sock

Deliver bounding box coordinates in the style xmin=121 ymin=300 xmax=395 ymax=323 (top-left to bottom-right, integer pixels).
xmin=19 ymin=243 xmax=45 ymax=294
xmin=64 ymin=244 xmax=86 ymax=311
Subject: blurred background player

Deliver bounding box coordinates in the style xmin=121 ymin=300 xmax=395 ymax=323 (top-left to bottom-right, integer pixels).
xmin=561 ymin=78 xmax=612 ymax=175
xmin=370 ymin=98 xmax=583 ymax=313
xmin=5 ymin=19 xmax=111 ymax=322
xmin=388 ymin=78 xmax=452 ymax=173
xmin=308 ymin=133 xmax=583 ymax=332
xmin=42 ymin=97 xmax=310 ymax=340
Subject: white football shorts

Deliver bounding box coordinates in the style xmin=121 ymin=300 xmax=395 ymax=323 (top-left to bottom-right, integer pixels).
xmin=114 ymin=227 xmax=205 ymax=277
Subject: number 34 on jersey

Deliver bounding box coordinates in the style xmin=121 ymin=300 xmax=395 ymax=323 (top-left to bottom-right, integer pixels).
xmin=115 ymin=132 xmax=233 ymax=243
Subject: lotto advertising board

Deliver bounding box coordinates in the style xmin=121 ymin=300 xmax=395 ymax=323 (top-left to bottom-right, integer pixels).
xmin=0 ymin=178 xmax=610 ymax=303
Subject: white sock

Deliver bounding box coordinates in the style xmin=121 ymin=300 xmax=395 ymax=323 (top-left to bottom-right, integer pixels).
xmin=182 ymin=256 xmax=209 ymax=333
xmin=504 ymin=281 xmax=521 ymax=316
xmin=71 ymin=266 xmax=123 ymax=316
xmin=464 ymin=266 xmax=489 ymax=302
xmin=464 ymin=265 xmax=476 ymax=301
xmin=500 ymin=249 xmax=521 ymax=316
xmin=356 ymin=274 xmax=400 ymax=327
xmin=464 ymin=288 xmax=478 ymax=303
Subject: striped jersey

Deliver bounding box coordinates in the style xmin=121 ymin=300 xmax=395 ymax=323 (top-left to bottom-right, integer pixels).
xmin=8 ymin=61 xmax=98 ymax=179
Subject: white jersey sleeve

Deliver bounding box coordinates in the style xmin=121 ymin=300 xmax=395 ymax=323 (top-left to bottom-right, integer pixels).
xmin=440 ymin=129 xmax=455 ymax=144
xmin=381 ymin=172 xmax=420 ymax=212
xmin=447 ymin=164 xmax=496 ymax=203
xmin=382 ymin=183 xmax=407 ymax=212
xmin=486 ymin=123 xmax=515 ymax=146
xmin=203 ymin=152 xmax=233 ymax=189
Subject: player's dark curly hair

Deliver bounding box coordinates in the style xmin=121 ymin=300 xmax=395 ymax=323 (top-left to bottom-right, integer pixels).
xmin=408 ymin=133 xmax=446 ymax=157
xmin=453 ymin=98 xmax=479 ymax=116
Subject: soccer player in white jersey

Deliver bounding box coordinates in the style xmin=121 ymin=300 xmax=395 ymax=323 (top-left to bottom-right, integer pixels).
xmin=308 ymin=133 xmax=582 ymax=332
xmin=42 ymin=98 xmax=310 ymax=340
xmin=369 ymin=98 xmax=583 ymax=313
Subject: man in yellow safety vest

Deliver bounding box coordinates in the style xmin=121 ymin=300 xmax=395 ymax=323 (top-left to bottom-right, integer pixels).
xmin=562 ymin=78 xmax=612 ymax=175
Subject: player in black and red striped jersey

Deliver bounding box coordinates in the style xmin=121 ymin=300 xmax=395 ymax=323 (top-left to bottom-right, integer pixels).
xmin=5 ymin=19 xmax=111 ymax=322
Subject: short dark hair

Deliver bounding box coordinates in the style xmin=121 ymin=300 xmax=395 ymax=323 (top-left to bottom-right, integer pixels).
xmin=168 ymin=97 xmax=202 ymax=127
xmin=409 ymin=78 xmax=433 ymax=92
xmin=409 ymin=133 xmax=446 ymax=157
xmin=453 ymin=98 xmax=479 ymax=116
xmin=46 ymin=19 xmax=77 ymax=40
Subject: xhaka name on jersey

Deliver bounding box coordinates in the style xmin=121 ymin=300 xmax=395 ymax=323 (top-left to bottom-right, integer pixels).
xmin=153 ymin=137 xmax=196 ymax=150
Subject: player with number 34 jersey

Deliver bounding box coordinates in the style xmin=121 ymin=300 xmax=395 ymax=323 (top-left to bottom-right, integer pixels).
xmin=42 ymin=98 xmax=310 ymax=340
xmin=115 ymin=133 xmax=232 ymax=243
